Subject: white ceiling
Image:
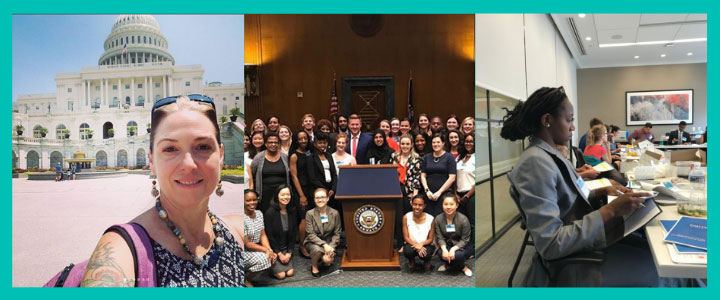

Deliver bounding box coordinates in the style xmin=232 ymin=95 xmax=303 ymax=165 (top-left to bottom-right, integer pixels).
xmin=551 ymin=14 xmax=707 ymax=69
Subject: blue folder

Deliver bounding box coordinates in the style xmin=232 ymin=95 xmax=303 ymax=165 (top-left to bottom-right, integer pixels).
xmin=663 ymin=217 xmax=707 ymax=251
xmin=660 ymin=220 xmax=707 ymax=254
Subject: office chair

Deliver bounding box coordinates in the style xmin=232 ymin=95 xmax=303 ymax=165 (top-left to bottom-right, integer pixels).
xmin=507 ymin=177 xmax=605 ymax=287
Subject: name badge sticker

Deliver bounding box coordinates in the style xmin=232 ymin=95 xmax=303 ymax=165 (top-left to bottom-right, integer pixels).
xmin=446 ymin=224 xmax=456 ymax=233
xmin=320 ymin=215 xmax=329 ymax=223
xmin=577 ymin=178 xmax=591 ymax=199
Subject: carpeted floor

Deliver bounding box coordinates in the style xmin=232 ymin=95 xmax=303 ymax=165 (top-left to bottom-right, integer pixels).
xmin=248 ymin=244 xmax=475 ymax=287
xmin=474 ymin=221 xmax=534 ymax=287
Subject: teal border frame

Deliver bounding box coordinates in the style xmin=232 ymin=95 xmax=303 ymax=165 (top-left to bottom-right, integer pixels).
xmin=4 ymin=0 xmax=714 ymax=298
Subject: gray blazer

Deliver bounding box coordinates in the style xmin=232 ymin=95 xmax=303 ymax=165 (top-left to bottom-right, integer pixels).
xmin=508 ymin=139 xmax=622 ymax=261
xmin=509 ymin=138 xmax=659 ymax=287
xmin=433 ymin=212 xmax=471 ymax=250
xmin=249 ymin=150 xmax=291 ymax=201
xmin=304 ymin=207 xmax=342 ymax=249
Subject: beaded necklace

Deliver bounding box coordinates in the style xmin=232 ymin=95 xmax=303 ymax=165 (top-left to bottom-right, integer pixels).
xmin=155 ymin=197 xmax=225 ymax=267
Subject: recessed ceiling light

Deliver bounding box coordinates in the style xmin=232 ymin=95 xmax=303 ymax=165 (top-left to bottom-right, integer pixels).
xmin=688 ymin=52 xmax=694 ymax=56
xmin=661 ymin=54 xmax=667 ymax=58
xmin=585 ymin=37 xmax=592 ymax=41
xmin=600 ymin=38 xmax=707 ymax=48
xmin=578 ymin=14 xmax=586 ymax=18
xmin=634 ymin=56 xmax=640 ymax=59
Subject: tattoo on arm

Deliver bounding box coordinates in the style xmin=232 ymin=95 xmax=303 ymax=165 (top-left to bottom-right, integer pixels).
xmin=81 ymin=241 xmax=134 ymax=287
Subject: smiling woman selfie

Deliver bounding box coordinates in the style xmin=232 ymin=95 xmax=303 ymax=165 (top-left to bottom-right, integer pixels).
xmin=79 ymin=95 xmax=245 ymax=287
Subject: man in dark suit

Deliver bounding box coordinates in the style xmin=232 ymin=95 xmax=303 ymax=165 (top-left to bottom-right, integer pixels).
xmin=668 ymin=121 xmax=692 ymax=145
xmin=346 ymin=114 xmax=372 ymax=164
xmin=329 ymin=114 xmax=350 ymax=144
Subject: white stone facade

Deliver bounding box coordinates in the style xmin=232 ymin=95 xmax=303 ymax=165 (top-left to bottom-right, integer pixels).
xmin=12 ymin=15 xmax=244 ymax=170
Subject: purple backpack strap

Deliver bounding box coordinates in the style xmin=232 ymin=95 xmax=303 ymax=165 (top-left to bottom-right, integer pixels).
xmin=112 ymin=223 xmax=157 ymax=287
xmin=43 ymin=223 xmax=157 ymax=287
xmin=42 ymin=261 xmax=89 ymax=287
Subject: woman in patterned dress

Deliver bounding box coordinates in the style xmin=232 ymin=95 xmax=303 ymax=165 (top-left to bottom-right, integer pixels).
xmin=81 ymin=95 xmax=245 ymax=287
xmin=390 ymin=133 xmax=423 ymax=250
xmin=244 ymin=189 xmax=276 ymax=286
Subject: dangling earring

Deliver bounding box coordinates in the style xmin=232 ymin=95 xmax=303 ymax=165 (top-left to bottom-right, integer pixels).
xmin=215 ymin=180 xmax=224 ymax=197
xmin=151 ymin=180 xmax=159 ymax=197
xmin=546 ymin=123 xmax=551 ymax=128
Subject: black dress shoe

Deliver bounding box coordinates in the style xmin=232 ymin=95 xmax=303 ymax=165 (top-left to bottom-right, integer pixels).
xmin=311 ymin=266 xmax=321 ymax=277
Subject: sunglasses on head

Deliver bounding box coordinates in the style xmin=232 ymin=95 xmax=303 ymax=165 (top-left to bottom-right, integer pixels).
xmin=151 ymin=94 xmax=215 ymax=114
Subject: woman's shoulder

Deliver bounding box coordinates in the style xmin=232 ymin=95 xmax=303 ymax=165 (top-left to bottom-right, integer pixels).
xmin=456 ymin=212 xmax=470 ymax=224
xmin=509 ymin=146 xmax=559 ymax=182
xmin=423 ymin=213 xmax=434 ymax=221
xmin=81 ymin=228 xmax=137 ymax=286
xmin=250 ymin=152 xmax=265 ymax=164
xmin=305 ymin=208 xmax=317 ymax=216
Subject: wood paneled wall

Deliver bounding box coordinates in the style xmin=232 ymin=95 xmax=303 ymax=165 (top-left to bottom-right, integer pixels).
xmin=244 ymin=14 xmax=474 ymax=131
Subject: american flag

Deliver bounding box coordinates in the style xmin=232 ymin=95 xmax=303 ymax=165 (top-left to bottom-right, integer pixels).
xmin=122 ymin=44 xmax=127 ymax=64
xmin=408 ymin=73 xmax=414 ymax=125
xmin=329 ymin=72 xmax=338 ymax=131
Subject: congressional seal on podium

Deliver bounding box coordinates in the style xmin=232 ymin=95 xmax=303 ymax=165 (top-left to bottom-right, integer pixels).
xmin=353 ymin=204 xmax=385 ymax=234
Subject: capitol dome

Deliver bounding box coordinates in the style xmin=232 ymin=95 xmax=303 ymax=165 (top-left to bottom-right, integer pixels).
xmin=98 ymin=15 xmax=175 ymax=66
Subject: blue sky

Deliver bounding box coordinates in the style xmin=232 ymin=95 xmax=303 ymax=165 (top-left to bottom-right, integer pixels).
xmin=12 ymin=14 xmax=244 ymax=102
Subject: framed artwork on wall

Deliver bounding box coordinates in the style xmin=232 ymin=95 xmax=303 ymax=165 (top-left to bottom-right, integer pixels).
xmin=626 ymin=89 xmax=693 ymax=125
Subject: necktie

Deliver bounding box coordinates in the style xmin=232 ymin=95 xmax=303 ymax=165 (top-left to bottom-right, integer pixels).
xmin=352 ymin=135 xmax=358 ymax=157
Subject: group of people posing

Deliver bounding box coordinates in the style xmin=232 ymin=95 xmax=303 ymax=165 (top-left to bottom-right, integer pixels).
xmin=243 ymin=113 xmax=476 ymax=285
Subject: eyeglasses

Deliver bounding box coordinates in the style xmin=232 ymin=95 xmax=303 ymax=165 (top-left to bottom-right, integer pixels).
xmin=151 ymin=94 xmax=215 ymax=114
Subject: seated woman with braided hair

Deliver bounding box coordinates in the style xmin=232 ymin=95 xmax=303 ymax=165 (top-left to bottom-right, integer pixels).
xmin=502 ymin=86 xmax=678 ymax=287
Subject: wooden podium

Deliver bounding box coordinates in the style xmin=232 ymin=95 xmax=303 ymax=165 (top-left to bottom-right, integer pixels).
xmin=336 ymin=164 xmax=402 ymax=270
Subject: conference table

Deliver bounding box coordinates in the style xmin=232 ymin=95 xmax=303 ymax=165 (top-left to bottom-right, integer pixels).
xmin=627 ymin=174 xmax=708 ymax=279
xmin=655 ymin=144 xmax=707 ymax=151
xmin=644 ymin=204 xmax=707 ymax=279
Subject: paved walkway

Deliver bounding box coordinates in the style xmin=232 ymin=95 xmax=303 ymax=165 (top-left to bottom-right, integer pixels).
xmin=12 ymin=175 xmax=243 ymax=287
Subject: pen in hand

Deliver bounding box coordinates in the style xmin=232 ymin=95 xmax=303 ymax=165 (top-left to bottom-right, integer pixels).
xmin=616 ymin=190 xmax=646 ymax=208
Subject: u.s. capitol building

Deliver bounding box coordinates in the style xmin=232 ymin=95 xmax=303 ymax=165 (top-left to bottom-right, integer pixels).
xmin=12 ymin=15 xmax=244 ymax=170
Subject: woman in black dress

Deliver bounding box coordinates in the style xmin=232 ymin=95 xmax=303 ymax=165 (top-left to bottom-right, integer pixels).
xmin=289 ymin=130 xmax=314 ymax=258
xmin=307 ymin=131 xmax=338 ymax=219
xmin=421 ymin=133 xmax=457 ymax=216
xmin=263 ymin=185 xmax=298 ymax=280
xmin=414 ymin=131 xmax=430 ymax=159
xmin=250 ymin=132 xmax=291 ymax=214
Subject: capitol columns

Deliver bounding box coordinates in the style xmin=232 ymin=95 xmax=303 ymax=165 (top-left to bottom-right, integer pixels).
xmin=100 ymin=79 xmax=104 ymax=106
xmin=82 ymin=80 xmax=87 ymax=108
xmin=162 ymin=75 xmax=167 ymax=98
xmin=144 ymin=76 xmax=148 ymax=106
xmin=103 ymin=78 xmax=108 ymax=106
xmin=131 ymin=77 xmax=135 ymax=106
xmin=149 ymin=76 xmax=154 ymax=102
xmin=118 ymin=78 xmax=122 ymax=109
